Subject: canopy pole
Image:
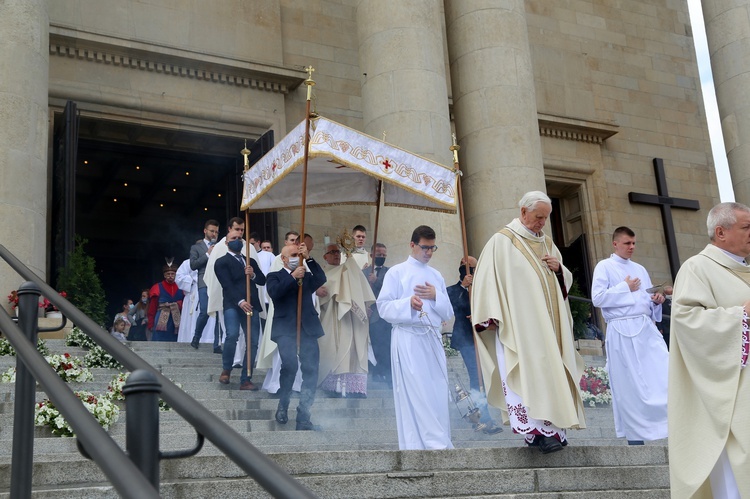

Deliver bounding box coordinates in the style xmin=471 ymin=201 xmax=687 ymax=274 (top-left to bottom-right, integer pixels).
xmin=371 ymin=180 xmax=382 ymax=258
xmin=297 ymin=66 xmax=316 ymax=353
xmin=450 ymin=134 xmax=484 ymax=394
xmin=241 ymin=144 xmax=254 ymax=378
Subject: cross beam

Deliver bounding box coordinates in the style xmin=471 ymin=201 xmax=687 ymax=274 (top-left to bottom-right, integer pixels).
xmin=628 ymin=158 xmax=700 ymax=281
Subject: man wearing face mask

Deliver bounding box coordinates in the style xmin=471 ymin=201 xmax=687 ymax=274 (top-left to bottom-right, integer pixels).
xmin=266 ymin=242 xmax=326 ymax=431
xmin=447 ymin=256 xmax=502 ymax=434
xmin=214 ymin=232 xmax=266 ymax=390
xmin=363 ymin=243 xmax=392 ymax=384
xmin=189 ymin=219 xmax=220 ymax=350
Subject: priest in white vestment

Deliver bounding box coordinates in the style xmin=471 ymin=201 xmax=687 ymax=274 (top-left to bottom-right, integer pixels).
xmin=317 ymin=243 xmax=376 ymax=397
xmin=377 ymin=225 xmax=454 ymax=450
xmin=175 ymin=258 xmax=215 ymax=344
xmin=591 ymin=226 xmax=668 ymax=443
xmin=471 ymin=191 xmax=586 ymax=454
xmin=670 ymin=202 xmax=750 ymax=499
xmin=340 ymin=225 xmax=371 ymax=269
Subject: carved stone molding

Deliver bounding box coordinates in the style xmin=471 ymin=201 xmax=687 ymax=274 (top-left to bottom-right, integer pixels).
xmin=538 ymin=113 xmax=619 ymax=144
xmin=49 ymin=30 xmax=305 ymax=95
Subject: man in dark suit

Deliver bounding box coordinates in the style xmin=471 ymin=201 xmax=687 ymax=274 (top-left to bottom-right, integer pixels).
xmin=214 ymin=232 xmax=266 ymax=391
xmin=447 ymin=256 xmax=502 ymax=434
xmin=189 ymin=219 xmax=221 ymax=352
xmin=363 ymin=242 xmax=392 ymax=385
xmin=266 ymin=241 xmax=326 ymax=430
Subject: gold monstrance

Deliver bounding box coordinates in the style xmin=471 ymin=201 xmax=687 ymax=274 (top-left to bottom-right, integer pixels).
xmin=336 ymin=228 xmax=356 ymax=258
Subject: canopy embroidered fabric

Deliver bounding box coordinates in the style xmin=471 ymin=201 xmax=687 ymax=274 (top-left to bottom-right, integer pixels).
xmin=241 ymin=117 xmax=457 ymax=213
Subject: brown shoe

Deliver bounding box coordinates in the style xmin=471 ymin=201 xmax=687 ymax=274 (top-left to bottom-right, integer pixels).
xmin=218 ymin=370 xmax=231 ymax=385
xmin=239 ymin=380 xmax=258 ymax=391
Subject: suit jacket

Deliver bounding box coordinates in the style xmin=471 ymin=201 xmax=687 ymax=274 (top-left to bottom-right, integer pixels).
xmin=363 ymin=265 xmax=389 ymax=324
xmin=214 ymin=252 xmax=266 ymax=313
xmin=447 ymin=282 xmax=473 ymax=350
xmin=266 ymin=258 xmax=326 ymax=341
xmin=189 ymin=240 xmax=211 ymax=288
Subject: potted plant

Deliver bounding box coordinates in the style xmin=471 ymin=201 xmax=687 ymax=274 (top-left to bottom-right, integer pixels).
xmin=42 ymin=291 xmax=67 ymax=318
xmin=56 ymin=236 xmax=108 ymax=326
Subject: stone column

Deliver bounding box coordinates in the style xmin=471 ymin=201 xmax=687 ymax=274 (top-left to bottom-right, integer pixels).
xmin=703 ymin=2 xmax=750 ymax=205
xmin=357 ymin=0 xmax=461 ymax=273
xmin=0 ymin=0 xmax=49 ymax=299
xmin=445 ymin=0 xmax=546 ymax=251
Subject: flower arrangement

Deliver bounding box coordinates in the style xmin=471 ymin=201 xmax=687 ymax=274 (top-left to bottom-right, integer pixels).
xmin=442 ymin=335 xmax=459 ymax=357
xmin=7 ymin=290 xmax=18 ymax=310
xmin=45 ymin=353 xmax=93 ymax=383
xmin=41 ymin=291 xmax=68 ymax=313
xmin=106 ymin=372 xmax=178 ymax=411
xmin=1 ymin=367 xmax=15 ymax=383
xmin=34 ymin=390 xmax=120 ymax=437
xmin=579 ymin=366 xmax=612 ymax=407
xmin=0 ymin=337 xmax=50 ymax=357
xmin=65 ymin=326 xmax=97 ymax=350
xmin=84 ymin=345 xmax=123 ymax=370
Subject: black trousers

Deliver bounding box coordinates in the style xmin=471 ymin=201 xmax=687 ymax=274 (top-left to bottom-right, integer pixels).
xmin=276 ymin=334 xmax=320 ymax=422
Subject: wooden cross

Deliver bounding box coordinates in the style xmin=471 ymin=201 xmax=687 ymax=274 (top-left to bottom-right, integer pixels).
xmin=628 ymin=158 xmax=700 ymax=280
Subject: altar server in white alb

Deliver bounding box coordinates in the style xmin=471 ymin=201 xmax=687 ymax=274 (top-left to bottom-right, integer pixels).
xmin=376 ymin=225 xmax=454 ymax=450
xmin=591 ymin=226 xmax=668 ymax=444
xmin=669 ymin=202 xmax=750 ymax=499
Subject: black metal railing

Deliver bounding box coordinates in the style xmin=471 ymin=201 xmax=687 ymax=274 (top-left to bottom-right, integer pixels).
xmin=0 ymin=244 xmax=316 ymax=498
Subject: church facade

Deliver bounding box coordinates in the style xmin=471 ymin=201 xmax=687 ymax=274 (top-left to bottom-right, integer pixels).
xmin=0 ymin=0 xmax=724 ymax=308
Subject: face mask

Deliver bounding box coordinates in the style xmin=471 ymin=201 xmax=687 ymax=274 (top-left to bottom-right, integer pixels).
xmin=374 ymin=256 xmax=386 ymax=267
xmin=129 ymin=304 xmax=135 ymax=311
xmin=141 ymin=298 xmax=147 ymax=304
xmin=287 ymin=257 xmax=300 ymax=271
xmin=227 ymin=239 xmax=243 ymax=252
xmin=459 ymin=266 xmax=475 ymax=281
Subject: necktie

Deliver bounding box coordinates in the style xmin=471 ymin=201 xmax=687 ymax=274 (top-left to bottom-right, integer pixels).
xmin=375 ymin=267 xmax=381 ymax=277
xmin=235 ymin=254 xmax=244 ymax=265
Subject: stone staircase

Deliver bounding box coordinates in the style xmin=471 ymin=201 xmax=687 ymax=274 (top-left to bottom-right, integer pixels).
xmin=0 ymin=340 xmax=670 ymax=497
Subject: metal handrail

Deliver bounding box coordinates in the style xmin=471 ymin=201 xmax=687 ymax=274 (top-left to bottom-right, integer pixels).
xmin=0 ymin=244 xmax=316 ymax=498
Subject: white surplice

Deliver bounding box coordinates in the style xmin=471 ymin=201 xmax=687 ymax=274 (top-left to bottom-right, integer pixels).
xmin=175 ymin=259 xmax=215 ymax=344
xmin=591 ymin=253 xmax=668 ymax=441
xmin=377 ymin=256 xmax=454 ymax=450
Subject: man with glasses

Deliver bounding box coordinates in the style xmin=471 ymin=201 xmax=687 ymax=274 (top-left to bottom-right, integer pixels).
xmin=377 ymin=225 xmax=454 ymax=450
xmin=470 ymin=191 xmax=586 ymax=454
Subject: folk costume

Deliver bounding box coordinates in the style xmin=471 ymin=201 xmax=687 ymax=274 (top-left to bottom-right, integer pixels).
xmin=591 ymin=254 xmax=668 ymax=442
xmin=147 ymin=266 xmax=184 ymax=342
xmin=471 ymin=218 xmax=586 ymax=444
xmin=669 ymin=244 xmax=750 ymax=498
xmin=377 ymin=256 xmax=454 ymax=450
xmin=318 ymin=257 xmax=376 ymax=397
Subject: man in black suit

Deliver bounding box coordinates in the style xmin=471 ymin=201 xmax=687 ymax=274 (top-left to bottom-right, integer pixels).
xmin=214 ymin=232 xmax=266 ymax=391
xmin=447 ymin=256 xmax=502 ymax=434
xmin=363 ymin=242 xmax=392 ymax=385
xmin=189 ymin=219 xmax=221 ymax=352
xmin=266 ymin=241 xmax=326 ymax=430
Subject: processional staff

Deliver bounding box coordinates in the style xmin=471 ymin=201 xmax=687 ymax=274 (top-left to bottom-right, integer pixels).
xmin=450 ymin=133 xmax=485 ymax=394
xmin=296 ymin=65 xmax=316 ymax=352
xmin=241 ymin=141 xmax=254 ymax=375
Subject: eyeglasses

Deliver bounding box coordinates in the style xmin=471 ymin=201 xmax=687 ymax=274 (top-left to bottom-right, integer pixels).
xmin=417 ymin=244 xmax=438 ymax=252
xmin=325 ymin=249 xmax=341 ymax=255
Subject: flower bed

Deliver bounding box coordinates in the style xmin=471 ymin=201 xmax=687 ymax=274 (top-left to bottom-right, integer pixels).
xmin=0 ymin=337 xmax=50 ymax=357
xmin=65 ymin=326 xmax=97 ymax=350
xmin=84 ymin=345 xmax=123 ymax=370
xmin=107 ymin=372 xmax=178 ymax=411
xmin=45 ymin=353 xmax=93 ymax=383
xmin=579 ymin=366 xmax=612 ymax=407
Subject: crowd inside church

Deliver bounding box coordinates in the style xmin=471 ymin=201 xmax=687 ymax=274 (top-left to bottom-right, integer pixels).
xmin=104 ymin=192 xmax=749 ymax=498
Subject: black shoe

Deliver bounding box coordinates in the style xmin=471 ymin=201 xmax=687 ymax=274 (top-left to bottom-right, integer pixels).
xmin=537 ymin=436 xmax=564 ymax=454
xmin=213 ymin=347 xmax=223 ymax=354
xmin=190 ymin=338 xmax=199 ymax=349
xmin=627 ymin=440 xmax=644 ymax=446
xmin=483 ymin=422 xmax=503 ymax=435
xmin=295 ymin=420 xmax=321 ymax=431
xmin=275 ymin=407 xmax=288 ymax=425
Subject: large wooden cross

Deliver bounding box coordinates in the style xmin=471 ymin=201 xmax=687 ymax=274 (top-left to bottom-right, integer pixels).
xmin=628 ymin=158 xmax=700 ymax=281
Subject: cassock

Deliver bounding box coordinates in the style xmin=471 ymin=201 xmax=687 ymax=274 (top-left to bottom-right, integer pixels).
xmin=317 ymin=258 xmax=376 ymax=396
xmin=377 ymin=255 xmax=454 ymax=450
xmin=669 ymin=244 xmax=750 ymax=498
xmin=175 ymin=259 xmax=216 ymax=344
xmin=471 ymin=218 xmax=586 ymax=443
xmin=591 ymin=254 xmax=668 ymax=441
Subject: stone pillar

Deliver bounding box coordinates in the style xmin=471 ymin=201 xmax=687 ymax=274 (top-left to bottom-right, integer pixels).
xmin=357 ymin=0 xmax=461 ymax=274
xmin=0 ymin=0 xmax=49 ymax=300
xmin=703 ymin=2 xmax=750 ymax=205
xmin=445 ymin=0 xmax=546 ymax=252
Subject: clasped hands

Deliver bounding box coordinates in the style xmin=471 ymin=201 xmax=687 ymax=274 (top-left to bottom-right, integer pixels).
xmin=410 ymin=282 xmax=436 ymax=311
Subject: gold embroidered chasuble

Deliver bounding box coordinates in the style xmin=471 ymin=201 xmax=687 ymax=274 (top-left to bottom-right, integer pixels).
xmin=471 ymin=218 xmax=586 ymax=430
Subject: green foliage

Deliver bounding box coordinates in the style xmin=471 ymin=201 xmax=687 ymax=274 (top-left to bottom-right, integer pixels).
xmin=56 ymin=236 xmax=107 ymax=327
xmin=568 ymin=279 xmax=592 ymax=341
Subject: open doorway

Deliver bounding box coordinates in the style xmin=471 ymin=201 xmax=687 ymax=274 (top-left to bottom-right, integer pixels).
xmin=51 ymin=114 xmax=276 ymax=324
